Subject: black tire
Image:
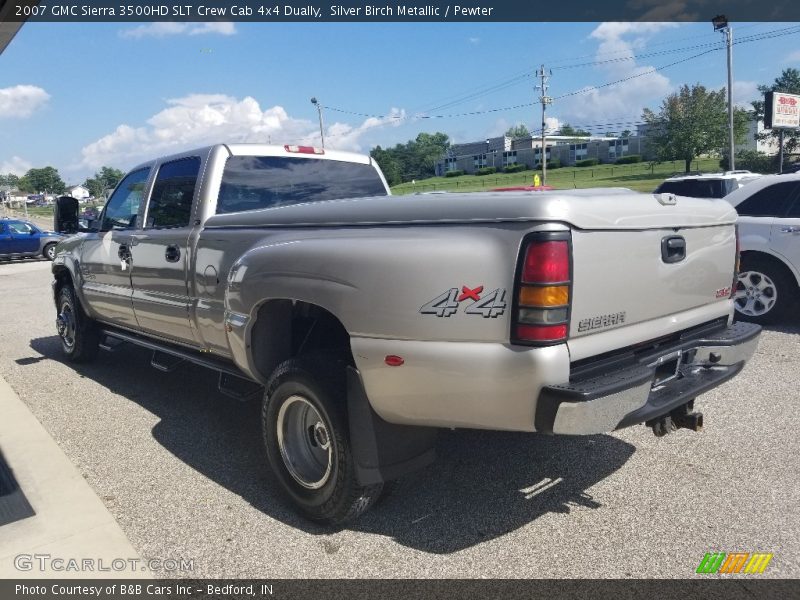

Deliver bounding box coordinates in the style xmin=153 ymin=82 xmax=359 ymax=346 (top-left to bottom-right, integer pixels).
xmin=262 ymin=355 xmax=383 ymax=525
xmin=734 ymin=256 xmax=797 ymax=325
xmin=43 ymin=243 xmax=57 ymax=261
xmin=56 ymin=285 xmax=100 ymax=362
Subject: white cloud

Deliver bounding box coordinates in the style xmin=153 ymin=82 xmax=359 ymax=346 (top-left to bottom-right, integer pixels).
xmin=785 ymin=50 xmax=800 ymax=64
xmin=468 ymin=37 xmax=480 ymax=44
xmin=0 ymin=85 xmax=50 ymax=118
xmin=733 ymin=80 xmax=760 ymax=110
xmin=120 ymin=22 xmax=237 ymax=39
xmin=555 ymin=22 xmax=681 ymax=126
xmin=0 ymin=156 xmax=32 ymax=176
xmin=80 ymin=93 xmax=405 ymax=169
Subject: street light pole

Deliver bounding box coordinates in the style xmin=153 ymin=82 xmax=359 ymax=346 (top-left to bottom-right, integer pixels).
xmin=310 ymin=97 xmax=325 ymax=148
xmin=713 ymin=16 xmax=735 ymax=171
xmin=536 ymin=65 xmax=552 ymax=185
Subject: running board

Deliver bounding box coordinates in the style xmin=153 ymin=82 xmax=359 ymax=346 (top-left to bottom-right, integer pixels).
xmin=99 ymin=328 xmax=253 ymax=381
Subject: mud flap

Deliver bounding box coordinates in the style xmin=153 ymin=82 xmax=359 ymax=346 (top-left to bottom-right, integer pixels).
xmin=346 ymin=366 xmax=437 ymax=485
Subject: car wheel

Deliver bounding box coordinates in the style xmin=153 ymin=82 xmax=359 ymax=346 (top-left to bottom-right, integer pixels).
xmin=43 ymin=243 xmax=57 ymax=261
xmin=262 ymin=355 xmax=383 ymax=525
xmin=56 ymin=285 xmax=100 ymax=362
xmin=733 ymin=257 xmax=797 ymax=324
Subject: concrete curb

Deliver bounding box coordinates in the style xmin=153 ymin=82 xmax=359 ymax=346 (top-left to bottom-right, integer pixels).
xmin=0 ymin=376 xmax=151 ymax=579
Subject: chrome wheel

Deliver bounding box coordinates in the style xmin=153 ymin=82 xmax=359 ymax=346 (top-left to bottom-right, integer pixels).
xmin=56 ymin=301 xmax=76 ymax=350
xmin=276 ymin=395 xmax=332 ymax=490
xmin=45 ymin=244 xmax=56 ymax=260
xmin=734 ymin=270 xmax=777 ymax=317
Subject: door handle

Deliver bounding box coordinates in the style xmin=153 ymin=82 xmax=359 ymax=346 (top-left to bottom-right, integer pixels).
xmin=165 ymin=245 xmax=181 ymax=262
xmin=780 ymin=226 xmax=800 ymax=234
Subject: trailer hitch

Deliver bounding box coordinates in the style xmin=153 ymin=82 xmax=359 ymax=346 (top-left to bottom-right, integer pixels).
xmin=647 ymin=400 xmax=703 ymax=437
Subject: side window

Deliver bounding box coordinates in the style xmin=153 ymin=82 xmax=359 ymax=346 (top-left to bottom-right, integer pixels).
xmin=102 ymin=168 xmax=150 ymax=230
xmin=8 ymin=222 xmax=35 ymax=234
xmin=146 ymin=157 xmax=200 ymax=229
xmin=735 ymin=182 xmax=800 ymax=217
xmin=0 ymin=223 xmax=5 ymax=234
xmin=786 ymin=198 xmax=800 ymax=218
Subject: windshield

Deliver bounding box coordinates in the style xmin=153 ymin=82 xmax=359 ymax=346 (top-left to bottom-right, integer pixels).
xmin=217 ymin=156 xmax=388 ymax=214
xmin=655 ymin=178 xmax=737 ymax=198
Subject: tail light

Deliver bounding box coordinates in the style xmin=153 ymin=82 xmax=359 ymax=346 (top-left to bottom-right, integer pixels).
xmin=731 ymin=224 xmax=740 ymax=299
xmin=513 ymin=232 xmax=572 ymax=345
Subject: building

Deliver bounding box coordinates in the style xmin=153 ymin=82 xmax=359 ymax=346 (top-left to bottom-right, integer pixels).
xmin=69 ymin=185 xmax=90 ymax=201
xmin=739 ymin=116 xmax=780 ymax=155
xmin=435 ymin=133 xmax=653 ymax=176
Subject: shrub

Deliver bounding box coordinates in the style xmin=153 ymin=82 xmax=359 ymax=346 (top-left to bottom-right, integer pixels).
xmin=575 ymin=158 xmax=600 ymax=167
xmin=546 ymin=159 xmax=561 ymax=169
xmin=719 ymin=150 xmax=777 ymax=174
xmin=503 ymin=164 xmax=528 ymax=173
xmin=615 ymin=155 xmax=642 ymax=164
xmin=444 ymin=170 xmax=464 ymax=178
xmin=475 ymin=167 xmax=497 ymax=176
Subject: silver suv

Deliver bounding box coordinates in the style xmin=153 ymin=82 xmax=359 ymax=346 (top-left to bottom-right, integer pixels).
xmin=725 ymin=174 xmax=800 ymax=323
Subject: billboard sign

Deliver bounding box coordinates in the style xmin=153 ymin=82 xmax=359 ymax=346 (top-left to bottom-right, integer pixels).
xmin=764 ymin=91 xmax=800 ymax=129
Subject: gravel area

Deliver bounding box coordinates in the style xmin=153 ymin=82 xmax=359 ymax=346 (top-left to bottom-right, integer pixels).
xmin=0 ymin=260 xmax=797 ymax=578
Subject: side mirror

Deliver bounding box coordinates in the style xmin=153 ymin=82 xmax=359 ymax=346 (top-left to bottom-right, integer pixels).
xmin=54 ymin=196 xmax=79 ymax=234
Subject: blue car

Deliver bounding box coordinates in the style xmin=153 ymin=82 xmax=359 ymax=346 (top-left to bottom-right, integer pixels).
xmin=0 ymin=218 xmax=65 ymax=261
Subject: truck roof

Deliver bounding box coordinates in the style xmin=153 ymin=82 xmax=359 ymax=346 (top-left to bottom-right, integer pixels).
xmin=128 ymin=143 xmax=373 ymax=173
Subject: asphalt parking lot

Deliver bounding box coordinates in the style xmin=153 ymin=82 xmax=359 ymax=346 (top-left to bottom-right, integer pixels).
xmin=0 ymin=259 xmax=797 ymax=578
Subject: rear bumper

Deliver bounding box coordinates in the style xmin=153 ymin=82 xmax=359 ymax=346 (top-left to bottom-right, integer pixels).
xmin=535 ymin=321 xmax=761 ymax=435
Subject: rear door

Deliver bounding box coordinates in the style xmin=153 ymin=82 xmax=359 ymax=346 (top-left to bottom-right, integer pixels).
xmin=769 ymin=185 xmax=800 ymax=277
xmin=129 ymin=156 xmax=201 ymax=344
xmin=735 ymin=180 xmax=800 ymax=260
xmin=80 ymin=167 xmax=150 ymax=327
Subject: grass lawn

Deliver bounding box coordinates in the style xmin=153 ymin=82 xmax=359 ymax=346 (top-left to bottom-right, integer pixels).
xmin=391 ymin=158 xmax=723 ymax=195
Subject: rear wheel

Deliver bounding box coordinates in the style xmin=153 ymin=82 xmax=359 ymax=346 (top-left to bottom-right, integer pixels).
xmin=262 ymin=355 xmax=383 ymax=525
xmin=734 ymin=256 xmax=796 ymax=324
xmin=56 ymin=285 xmax=100 ymax=362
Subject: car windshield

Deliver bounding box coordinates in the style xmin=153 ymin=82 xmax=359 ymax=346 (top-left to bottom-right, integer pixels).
xmin=655 ymin=178 xmax=737 ymax=198
xmin=217 ymin=156 xmax=388 ymax=214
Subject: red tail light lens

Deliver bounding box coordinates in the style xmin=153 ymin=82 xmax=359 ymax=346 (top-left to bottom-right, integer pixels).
xmin=522 ymin=240 xmax=570 ymax=283
xmin=284 ymin=145 xmax=325 ymax=155
xmin=514 ymin=235 xmax=572 ymax=345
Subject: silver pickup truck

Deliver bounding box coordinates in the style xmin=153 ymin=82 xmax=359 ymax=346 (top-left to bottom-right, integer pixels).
xmin=51 ymin=143 xmax=760 ymax=524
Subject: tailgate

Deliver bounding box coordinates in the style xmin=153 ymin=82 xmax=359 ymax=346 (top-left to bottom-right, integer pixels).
xmin=569 ymin=224 xmax=736 ymax=339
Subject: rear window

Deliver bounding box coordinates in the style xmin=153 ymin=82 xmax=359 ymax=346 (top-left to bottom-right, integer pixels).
xmin=655 ymin=179 xmax=736 ymax=198
xmin=216 ymin=156 xmax=387 ymax=214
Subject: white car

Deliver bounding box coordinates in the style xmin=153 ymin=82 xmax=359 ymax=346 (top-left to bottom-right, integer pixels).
xmin=724 ymin=174 xmax=800 ymax=323
xmin=655 ymin=171 xmax=761 ymax=199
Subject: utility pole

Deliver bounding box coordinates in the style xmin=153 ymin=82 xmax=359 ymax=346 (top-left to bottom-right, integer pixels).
xmin=713 ymin=16 xmax=735 ymax=170
xmin=310 ymin=97 xmax=325 ymax=148
xmin=536 ymin=65 xmax=552 ymax=184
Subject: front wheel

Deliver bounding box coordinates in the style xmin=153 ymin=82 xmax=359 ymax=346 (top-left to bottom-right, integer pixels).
xmin=56 ymin=285 xmax=100 ymax=362
xmin=262 ymin=356 xmax=383 ymax=525
xmin=43 ymin=243 xmax=57 ymax=261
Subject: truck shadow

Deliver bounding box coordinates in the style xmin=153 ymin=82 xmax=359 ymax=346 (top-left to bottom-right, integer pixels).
xmin=28 ymin=335 xmax=635 ymax=554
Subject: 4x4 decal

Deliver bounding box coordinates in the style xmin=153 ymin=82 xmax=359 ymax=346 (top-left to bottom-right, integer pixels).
xmin=420 ymin=285 xmax=507 ymax=318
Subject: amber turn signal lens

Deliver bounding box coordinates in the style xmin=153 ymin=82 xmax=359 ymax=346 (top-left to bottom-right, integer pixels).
xmin=519 ymin=285 xmax=569 ymax=307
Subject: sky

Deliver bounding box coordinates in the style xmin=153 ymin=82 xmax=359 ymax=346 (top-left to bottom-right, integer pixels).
xmin=1 ymin=20 xmax=799 ymax=185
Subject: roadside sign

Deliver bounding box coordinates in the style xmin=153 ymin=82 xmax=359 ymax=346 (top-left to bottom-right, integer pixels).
xmin=764 ymin=91 xmax=800 ymax=129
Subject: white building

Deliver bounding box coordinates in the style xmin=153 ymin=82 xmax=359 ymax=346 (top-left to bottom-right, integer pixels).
xmin=739 ymin=117 xmax=780 ymax=155
xmin=69 ymin=185 xmax=90 ymax=201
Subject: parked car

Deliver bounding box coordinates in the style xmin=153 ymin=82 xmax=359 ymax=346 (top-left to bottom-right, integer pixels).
xmin=724 ymin=174 xmax=800 ymax=323
xmin=0 ymin=218 xmax=64 ymax=260
xmin=655 ymin=171 xmax=761 ymax=199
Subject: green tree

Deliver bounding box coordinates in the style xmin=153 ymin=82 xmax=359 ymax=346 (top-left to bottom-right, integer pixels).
xmin=752 ymin=68 xmax=800 ymax=156
xmin=21 ymin=166 xmax=66 ymax=194
xmin=370 ymin=132 xmax=450 ymax=184
xmin=85 ymin=166 xmax=125 ymax=198
xmin=642 ymin=83 xmax=748 ymax=173
xmin=621 ymin=129 xmax=632 ymax=138
xmin=559 ymin=123 xmax=590 ymax=137
xmin=504 ymin=124 xmax=531 ymax=139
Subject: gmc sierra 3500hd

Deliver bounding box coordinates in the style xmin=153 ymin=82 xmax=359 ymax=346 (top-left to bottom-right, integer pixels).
xmin=51 ymin=143 xmax=761 ymax=524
